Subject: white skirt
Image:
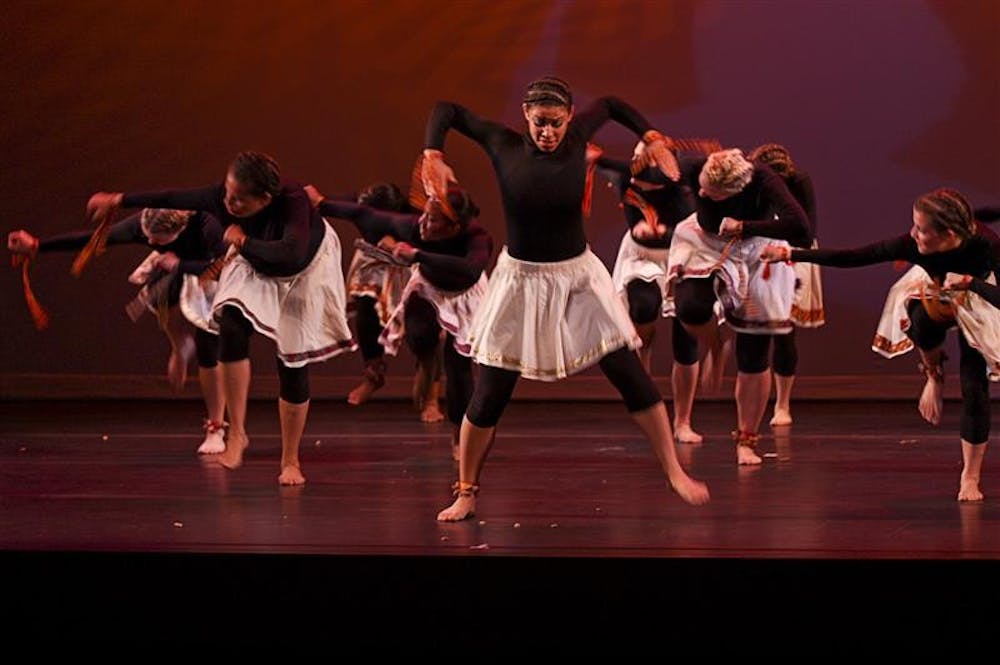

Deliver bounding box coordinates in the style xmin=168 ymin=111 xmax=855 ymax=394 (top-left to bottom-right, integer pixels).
xmin=210 ymin=221 xmax=356 ymax=368
xmin=872 ymin=265 xmax=1000 ymax=380
xmin=665 ymin=215 xmax=797 ymax=335
xmin=345 ymin=248 xmax=411 ymax=327
xmin=379 ymin=271 xmax=488 ymax=357
xmin=468 ymin=247 xmax=640 ymax=381
xmin=791 ymin=239 xmax=825 ymax=328
xmin=610 ymin=230 xmax=670 ymax=316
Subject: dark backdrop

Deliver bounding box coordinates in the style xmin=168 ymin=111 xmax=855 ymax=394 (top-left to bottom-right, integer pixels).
xmin=2 ymin=0 xmax=997 ymax=394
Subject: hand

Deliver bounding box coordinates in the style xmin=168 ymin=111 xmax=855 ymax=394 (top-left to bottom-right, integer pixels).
xmin=760 ymin=244 xmax=791 ymax=263
xmin=7 ymin=230 xmax=39 ymax=256
xmin=223 ymin=224 xmax=247 ymax=250
xmin=376 ymin=235 xmax=397 ymax=251
xmin=392 ymin=242 xmax=418 ymax=264
xmin=86 ymin=192 xmax=123 ymax=225
xmin=943 ymin=272 xmax=973 ymax=291
xmin=303 ymin=184 xmax=324 ymax=208
xmin=643 ymin=134 xmax=681 ymax=182
xmin=718 ymin=218 xmax=743 ymax=238
xmin=632 ymin=220 xmax=668 ymax=240
xmin=154 ymin=252 xmax=180 ymax=272
xmin=421 ymin=149 xmax=458 ymax=218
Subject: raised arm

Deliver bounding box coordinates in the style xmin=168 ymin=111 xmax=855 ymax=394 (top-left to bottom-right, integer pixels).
xmin=573 ymin=97 xmax=678 ymax=181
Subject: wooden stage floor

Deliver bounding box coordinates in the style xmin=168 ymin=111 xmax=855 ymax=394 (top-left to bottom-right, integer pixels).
xmin=2 ymin=398 xmax=998 ymax=648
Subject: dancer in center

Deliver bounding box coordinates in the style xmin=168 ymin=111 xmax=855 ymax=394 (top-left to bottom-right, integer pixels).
xmin=423 ymin=77 xmax=710 ymax=521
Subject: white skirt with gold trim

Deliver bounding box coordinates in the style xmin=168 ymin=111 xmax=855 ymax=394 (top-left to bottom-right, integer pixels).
xmin=664 ymin=215 xmax=797 ymax=335
xmin=467 ymin=247 xmax=640 ymax=381
xmin=379 ymin=270 xmax=488 ymax=357
xmin=345 ymin=248 xmax=411 ymax=327
xmin=872 ymin=265 xmax=1000 ymax=380
xmin=791 ymin=240 xmax=825 ymax=328
xmin=208 ymin=221 xmax=356 ymax=368
xmin=610 ymin=230 xmax=670 ymax=316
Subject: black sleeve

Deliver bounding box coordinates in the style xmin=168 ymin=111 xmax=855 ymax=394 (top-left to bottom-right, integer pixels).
xmin=122 ymin=185 xmax=226 ymax=220
xmin=38 ymin=213 xmax=145 ymax=253
xmin=239 ymin=187 xmax=312 ymax=267
xmin=969 ymin=278 xmax=1000 ymax=308
xmin=974 ymin=206 xmax=1000 ymax=224
xmin=570 ymin=96 xmax=653 ymax=142
xmin=415 ymin=229 xmax=493 ymax=282
xmin=740 ymin=167 xmax=813 ymax=246
xmin=177 ymin=214 xmax=226 ymax=276
xmin=317 ymin=198 xmax=417 ymax=240
xmin=424 ymin=102 xmax=512 ymax=154
xmin=791 ymin=234 xmax=913 ymax=267
xmin=788 ymin=173 xmax=818 ymax=237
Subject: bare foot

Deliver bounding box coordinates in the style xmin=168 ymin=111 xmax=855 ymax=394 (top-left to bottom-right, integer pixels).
xmin=668 ymin=473 xmax=710 ymax=506
xmin=674 ymin=422 xmax=703 ymax=444
xmin=770 ymin=408 xmax=793 ymax=426
xmin=437 ymin=494 xmax=476 ymax=521
xmin=421 ymin=401 xmax=445 ymax=423
xmin=196 ymin=428 xmax=226 ymax=455
xmin=278 ymin=465 xmax=306 ymax=486
xmin=918 ymin=377 xmax=943 ymax=425
xmin=216 ymin=432 xmax=248 ymax=470
xmin=958 ymin=475 xmax=984 ymax=502
xmin=737 ymin=445 xmax=762 ymax=465
xmin=347 ymin=377 xmax=379 ymax=406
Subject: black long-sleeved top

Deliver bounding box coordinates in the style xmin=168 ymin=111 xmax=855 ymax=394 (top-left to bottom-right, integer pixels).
xmin=122 ymin=180 xmax=322 ymax=277
xmin=680 ymin=157 xmax=813 ymax=249
xmin=38 ymin=211 xmax=224 ymax=275
xmin=785 ymin=172 xmax=817 ymax=239
xmin=597 ymin=156 xmax=695 ymax=249
xmin=424 ymin=98 xmax=654 ymax=262
xmin=318 ymin=198 xmax=492 ymax=292
xmin=792 ymin=221 xmax=1000 ymax=308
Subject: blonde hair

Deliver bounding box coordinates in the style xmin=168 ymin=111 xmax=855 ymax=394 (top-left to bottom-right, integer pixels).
xmin=702 ymin=149 xmax=754 ymax=195
xmin=140 ymin=208 xmax=192 ymax=240
xmin=914 ymin=188 xmax=974 ymax=239
xmin=748 ymin=143 xmax=796 ymax=178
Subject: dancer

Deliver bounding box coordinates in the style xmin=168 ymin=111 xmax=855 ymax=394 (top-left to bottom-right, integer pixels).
xmin=7 ymin=208 xmax=229 ymax=453
xmin=422 ymin=76 xmax=710 ymax=521
xmin=762 ymin=188 xmax=1000 ymax=501
xmin=85 ymin=151 xmax=355 ymax=485
xmin=308 ymin=183 xmax=492 ymax=457
xmin=747 ymin=143 xmax=824 ymax=426
xmin=598 ymin=142 xmax=704 ymax=443
xmin=340 ymin=182 xmax=413 ymax=406
xmin=665 ymin=149 xmax=811 ymax=465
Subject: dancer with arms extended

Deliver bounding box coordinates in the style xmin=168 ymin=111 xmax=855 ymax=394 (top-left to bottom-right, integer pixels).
xmin=762 ymin=189 xmax=1000 ymax=500
xmin=86 ymin=151 xmax=355 ymax=485
xmin=8 ymin=208 xmax=228 ymax=453
xmin=422 ymin=77 xmax=710 ymax=521
xmin=308 ymin=182 xmax=492 ymax=459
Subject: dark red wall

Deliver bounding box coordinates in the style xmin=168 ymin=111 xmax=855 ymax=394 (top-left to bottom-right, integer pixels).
xmin=2 ymin=0 xmax=997 ymax=385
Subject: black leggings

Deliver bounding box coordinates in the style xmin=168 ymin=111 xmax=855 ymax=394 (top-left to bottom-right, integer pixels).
xmin=626 ymin=279 xmax=700 ymax=366
xmin=405 ymin=295 xmax=474 ymax=426
xmin=674 ymin=278 xmax=776 ymax=373
xmin=905 ymin=301 xmax=990 ymax=443
xmin=194 ymin=329 xmax=219 ymax=369
xmin=217 ymin=305 xmax=310 ymax=404
xmin=466 ymin=347 xmax=661 ymax=428
xmin=354 ymin=295 xmax=385 ymax=362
